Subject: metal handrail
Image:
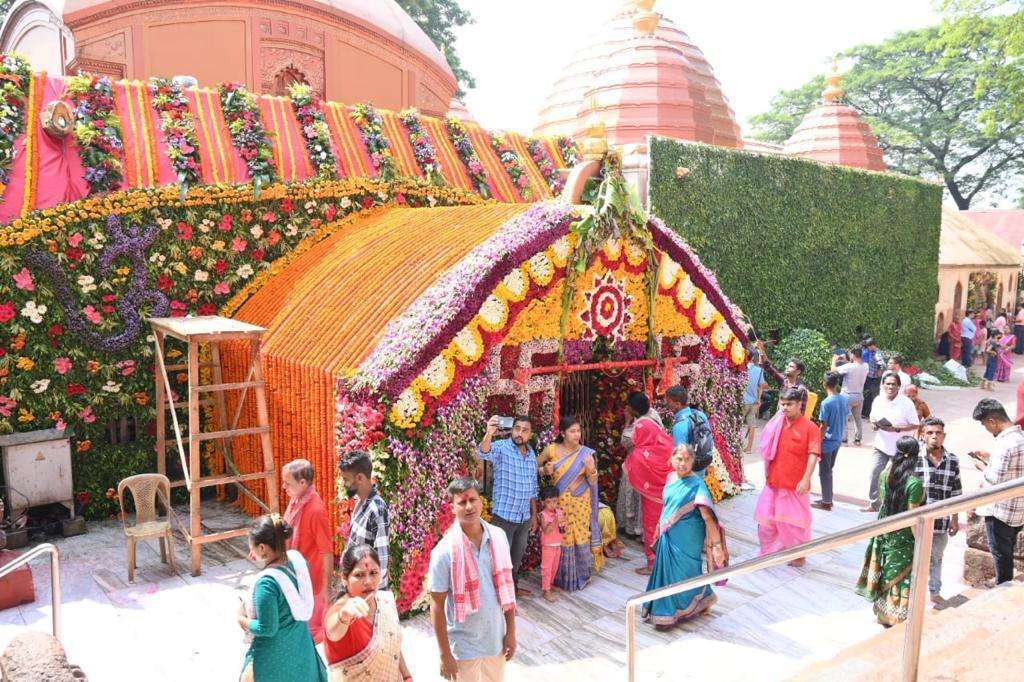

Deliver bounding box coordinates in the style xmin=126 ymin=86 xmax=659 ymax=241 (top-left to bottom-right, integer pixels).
xmin=0 ymin=542 xmax=60 ymax=642
xmin=625 ymin=474 xmax=1024 ymax=682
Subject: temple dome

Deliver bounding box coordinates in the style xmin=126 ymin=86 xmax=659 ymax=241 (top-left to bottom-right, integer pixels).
xmin=447 ymin=97 xmax=477 ymax=124
xmin=782 ymin=66 xmax=886 ymax=171
xmin=535 ymin=0 xmax=741 ymax=149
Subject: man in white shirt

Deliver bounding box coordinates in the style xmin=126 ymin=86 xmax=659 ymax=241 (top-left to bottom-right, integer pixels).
xmin=886 ymin=354 xmax=913 ymax=396
xmin=961 ymin=311 xmax=977 ymax=367
xmin=863 ymin=371 xmax=920 ymax=512
xmin=832 ymin=347 xmax=868 ymax=445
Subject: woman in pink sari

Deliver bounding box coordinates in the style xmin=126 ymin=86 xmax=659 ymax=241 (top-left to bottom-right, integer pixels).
xmin=622 ymin=417 xmax=675 ymax=575
xmin=996 ymin=329 xmax=1015 ymax=382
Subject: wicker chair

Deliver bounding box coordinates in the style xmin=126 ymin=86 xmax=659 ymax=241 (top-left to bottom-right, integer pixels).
xmin=117 ymin=473 xmax=177 ymax=582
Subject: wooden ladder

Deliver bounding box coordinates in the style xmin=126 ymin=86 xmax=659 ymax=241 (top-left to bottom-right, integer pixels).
xmin=149 ymin=315 xmax=279 ymax=576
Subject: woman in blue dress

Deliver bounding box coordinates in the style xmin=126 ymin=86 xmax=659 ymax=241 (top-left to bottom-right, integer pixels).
xmin=642 ymin=444 xmax=728 ymax=629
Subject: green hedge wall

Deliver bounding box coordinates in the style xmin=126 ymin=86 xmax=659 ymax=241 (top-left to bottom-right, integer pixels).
xmin=648 ymin=138 xmax=942 ymax=359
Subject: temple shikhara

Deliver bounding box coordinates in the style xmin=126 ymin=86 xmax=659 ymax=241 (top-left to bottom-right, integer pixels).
xmin=0 ymin=1 xmax=1012 ymax=681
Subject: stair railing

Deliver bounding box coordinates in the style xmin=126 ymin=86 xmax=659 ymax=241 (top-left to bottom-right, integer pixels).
xmin=625 ymin=474 xmax=1024 ymax=682
xmin=0 ymin=542 xmax=61 ymax=641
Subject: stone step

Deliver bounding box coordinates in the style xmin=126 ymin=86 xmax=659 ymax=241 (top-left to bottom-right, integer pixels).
xmin=789 ymin=580 xmax=1024 ymax=681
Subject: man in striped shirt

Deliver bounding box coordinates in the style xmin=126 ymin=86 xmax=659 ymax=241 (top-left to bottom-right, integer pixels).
xmin=971 ymin=399 xmax=1024 ymax=585
xmin=916 ymin=418 xmax=962 ymax=605
xmin=339 ymin=450 xmax=391 ymax=579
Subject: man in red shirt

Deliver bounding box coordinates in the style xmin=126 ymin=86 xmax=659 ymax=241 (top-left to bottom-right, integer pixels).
xmin=282 ymin=459 xmax=334 ymax=644
xmin=755 ymin=387 xmax=821 ymax=566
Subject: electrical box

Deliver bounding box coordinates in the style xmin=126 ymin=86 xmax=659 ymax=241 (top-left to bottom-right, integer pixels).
xmin=0 ymin=429 xmax=73 ymax=519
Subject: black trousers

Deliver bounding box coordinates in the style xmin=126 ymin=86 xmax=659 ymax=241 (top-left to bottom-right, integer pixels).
xmin=491 ymin=513 xmax=532 ymax=588
xmin=861 ymin=377 xmax=881 ymax=418
xmin=984 ymin=515 xmax=1022 ymax=584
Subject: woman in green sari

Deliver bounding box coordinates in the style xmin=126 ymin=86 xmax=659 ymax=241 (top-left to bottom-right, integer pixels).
xmin=239 ymin=514 xmax=327 ymax=681
xmin=856 ymin=436 xmax=925 ymax=627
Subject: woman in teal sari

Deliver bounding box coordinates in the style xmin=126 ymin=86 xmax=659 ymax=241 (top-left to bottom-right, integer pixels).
xmin=643 ymin=444 xmax=728 ymax=629
xmin=239 ymin=515 xmax=327 ymax=682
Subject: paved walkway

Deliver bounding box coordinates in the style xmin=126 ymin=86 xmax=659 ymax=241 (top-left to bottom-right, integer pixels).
xmin=1 ymin=356 xmax=1019 ymax=680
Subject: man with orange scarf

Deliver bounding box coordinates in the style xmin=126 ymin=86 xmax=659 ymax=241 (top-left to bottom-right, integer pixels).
xmin=623 ymin=408 xmax=675 ymax=576
xmin=282 ymin=459 xmax=334 ymax=644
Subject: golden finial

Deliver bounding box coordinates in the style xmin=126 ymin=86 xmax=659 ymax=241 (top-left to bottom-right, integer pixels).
xmin=633 ymin=0 xmax=659 ymax=35
xmin=580 ymin=98 xmax=608 ymax=161
xmin=822 ymin=57 xmax=844 ymax=103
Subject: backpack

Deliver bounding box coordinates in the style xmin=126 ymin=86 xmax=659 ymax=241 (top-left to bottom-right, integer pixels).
xmin=687 ymin=412 xmax=715 ymax=472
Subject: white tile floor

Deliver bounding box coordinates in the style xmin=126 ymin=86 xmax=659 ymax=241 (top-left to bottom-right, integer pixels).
xmin=0 ymin=487 xmax=936 ymax=682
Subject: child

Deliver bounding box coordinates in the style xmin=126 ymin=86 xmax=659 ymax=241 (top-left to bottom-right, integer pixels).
xmin=982 ymin=327 xmax=999 ymax=390
xmin=539 ymin=486 xmax=566 ymax=603
xmin=599 ymin=503 xmax=624 ymax=559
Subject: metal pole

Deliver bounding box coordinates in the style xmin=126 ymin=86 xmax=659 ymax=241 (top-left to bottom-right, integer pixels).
xmin=50 ymin=545 xmax=61 ymax=642
xmin=626 ymin=602 xmax=637 ymax=682
xmin=901 ymin=516 xmax=933 ymax=682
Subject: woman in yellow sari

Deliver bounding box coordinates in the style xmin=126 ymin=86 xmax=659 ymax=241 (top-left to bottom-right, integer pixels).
xmin=537 ymin=415 xmax=602 ymax=590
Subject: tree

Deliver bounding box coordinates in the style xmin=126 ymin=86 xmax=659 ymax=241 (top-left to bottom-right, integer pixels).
xmin=395 ymin=0 xmax=476 ymax=93
xmin=747 ymin=18 xmax=1024 ymax=208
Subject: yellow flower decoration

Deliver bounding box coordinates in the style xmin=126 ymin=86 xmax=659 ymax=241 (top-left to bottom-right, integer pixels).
xmin=731 ymin=337 xmax=748 ymax=365
xmin=16 ymin=356 xmax=35 ymax=371
xmin=418 ymin=353 xmax=456 ymax=398
xmin=17 ymin=409 xmax=35 ymax=423
xmin=389 ymin=387 xmax=425 ymax=428
xmin=526 ymin=252 xmax=554 ymax=286
xmin=451 ymin=324 xmax=484 ymax=365
xmin=495 ymin=267 xmax=529 ymax=302
xmin=675 ymin=274 xmax=698 ymax=308
xmin=477 ymin=294 xmax=509 ymax=332
xmin=658 ymin=254 xmax=682 ymax=290
xmin=549 ymin=235 xmax=572 ymax=267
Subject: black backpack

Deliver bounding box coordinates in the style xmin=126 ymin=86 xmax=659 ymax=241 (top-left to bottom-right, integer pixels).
xmin=687 ymin=412 xmax=715 ymax=472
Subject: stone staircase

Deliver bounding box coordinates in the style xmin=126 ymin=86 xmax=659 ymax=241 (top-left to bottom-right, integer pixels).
xmin=790 ymin=579 xmax=1024 ymax=681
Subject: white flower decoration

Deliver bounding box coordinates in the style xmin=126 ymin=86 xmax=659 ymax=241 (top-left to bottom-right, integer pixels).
xmin=20 ymin=301 xmax=46 ymax=324
xmin=236 ymin=264 xmax=254 ymax=279
xmin=101 ymin=381 xmax=122 ymax=394
xmin=78 ymin=275 xmax=97 ymax=293
xmin=249 ymin=226 xmax=264 ymax=239
xmin=194 ymin=270 xmax=209 ymax=282
xmin=149 ymin=252 xmax=166 ymax=264
xmin=340 ymin=197 xmax=352 ymax=209
xmin=285 ymin=223 xmax=299 ymax=237
xmin=30 ymin=379 xmax=50 ymax=394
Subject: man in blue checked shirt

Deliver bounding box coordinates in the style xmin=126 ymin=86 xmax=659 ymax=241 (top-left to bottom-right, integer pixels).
xmin=476 ymin=415 xmax=539 ymax=596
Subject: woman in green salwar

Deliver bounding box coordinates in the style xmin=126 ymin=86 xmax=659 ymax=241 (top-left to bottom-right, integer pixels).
xmin=239 ymin=515 xmax=327 ymax=682
xmin=856 ymin=436 xmax=925 ymax=627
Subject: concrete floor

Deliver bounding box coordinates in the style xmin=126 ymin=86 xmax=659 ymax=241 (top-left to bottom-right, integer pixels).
xmin=2 ymin=356 xmax=1020 ymax=681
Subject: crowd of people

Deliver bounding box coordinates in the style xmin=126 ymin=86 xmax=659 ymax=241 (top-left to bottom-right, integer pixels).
xmin=232 ymin=328 xmax=1024 ymax=679
xmin=944 ymin=307 xmax=1022 ymax=387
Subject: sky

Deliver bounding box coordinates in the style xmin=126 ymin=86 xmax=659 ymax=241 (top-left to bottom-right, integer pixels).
xmin=454 ymin=0 xmax=942 ymax=136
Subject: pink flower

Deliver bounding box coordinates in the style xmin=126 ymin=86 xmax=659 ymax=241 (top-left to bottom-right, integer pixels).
xmin=79 ymin=406 xmax=96 ymax=424
xmin=0 ymin=396 xmax=15 ymax=417
xmin=68 ymin=233 xmax=84 ymax=247
xmin=117 ymin=360 xmax=136 ymax=376
xmin=231 ymin=237 xmax=248 ymax=252
xmin=214 ymin=281 xmax=230 ymax=295
xmin=54 ymin=357 xmax=72 ymax=375
xmin=83 ymin=305 xmax=102 ymax=324
xmin=13 ymin=268 xmax=34 ymax=291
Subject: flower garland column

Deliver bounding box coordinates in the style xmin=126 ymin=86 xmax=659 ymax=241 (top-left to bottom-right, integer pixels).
xmin=0 ymin=54 xmax=32 ymax=203
xmin=150 ymin=77 xmax=203 ymax=197
xmin=350 ymin=103 xmax=398 ymax=181
xmin=526 ymin=137 xmax=565 ymax=194
xmin=398 ymin=108 xmax=444 ymax=185
xmin=65 ymin=75 xmax=125 ymax=195
xmin=218 ymin=82 xmax=277 ymax=194
xmin=444 ymin=115 xmax=491 ymax=199
xmin=489 ymin=133 xmax=532 ymax=200
xmin=288 ymin=83 xmax=337 ymax=180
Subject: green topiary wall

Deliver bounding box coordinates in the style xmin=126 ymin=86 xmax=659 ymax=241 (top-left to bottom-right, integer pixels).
xmin=648 ymin=137 xmax=942 ymax=359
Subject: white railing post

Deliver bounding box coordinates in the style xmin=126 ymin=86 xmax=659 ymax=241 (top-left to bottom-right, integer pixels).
xmin=902 ymin=516 xmax=933 ymax=682
xmin=627 ymin=602 xmax=637 ymax=682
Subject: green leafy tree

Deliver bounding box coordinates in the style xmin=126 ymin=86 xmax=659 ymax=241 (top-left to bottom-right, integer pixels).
xmin=395 ymin=0 xmax=476 ymax=93
xmin=747 ymin=18 xmax=1024 ymax=208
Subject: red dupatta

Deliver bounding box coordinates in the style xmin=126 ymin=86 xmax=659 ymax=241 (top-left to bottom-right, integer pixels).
xmin=622 ymin=418 xmax=675 ymax=503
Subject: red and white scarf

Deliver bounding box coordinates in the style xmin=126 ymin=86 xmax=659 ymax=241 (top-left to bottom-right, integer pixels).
xmin=283 ymin=485 xmax=316 ymax=549
xmin=448 ymin=520 xmax=516 ymax=624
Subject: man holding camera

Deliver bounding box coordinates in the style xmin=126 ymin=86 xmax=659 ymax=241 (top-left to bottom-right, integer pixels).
xmin=476 ymin=415 xmax=539 ymax=596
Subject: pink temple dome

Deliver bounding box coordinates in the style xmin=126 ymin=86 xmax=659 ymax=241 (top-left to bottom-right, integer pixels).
xmin=534 ymin=1 xmax=741 ymax=149
xmin=783 ymin=68 xmax=886 ymax=171
xmin=447 ymin=97 xmax=477 ymax=124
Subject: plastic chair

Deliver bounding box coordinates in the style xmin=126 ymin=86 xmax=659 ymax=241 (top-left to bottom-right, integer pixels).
xmin=117 ymin=473 xmax=176 ymax=582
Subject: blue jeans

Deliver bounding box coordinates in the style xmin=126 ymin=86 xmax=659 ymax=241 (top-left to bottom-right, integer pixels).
xmin=961 ymin=338 xmax=973 ymax=367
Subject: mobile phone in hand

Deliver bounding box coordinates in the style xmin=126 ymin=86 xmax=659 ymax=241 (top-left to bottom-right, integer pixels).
xmin=498 ymin=416 xmax=515 ymax=429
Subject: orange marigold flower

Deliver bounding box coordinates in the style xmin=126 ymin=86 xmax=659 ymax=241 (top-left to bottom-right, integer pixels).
xmin=133 ymin=392 xmax=149 ymax=406
xmin=76 ymin=440 xmax=92 ymax=453
xmin=87 ymin=360 xmax=101 ymax=373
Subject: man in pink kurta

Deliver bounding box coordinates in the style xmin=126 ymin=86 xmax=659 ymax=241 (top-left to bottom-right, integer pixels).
xmin=282 ymin=460 xmax=334 ymax=644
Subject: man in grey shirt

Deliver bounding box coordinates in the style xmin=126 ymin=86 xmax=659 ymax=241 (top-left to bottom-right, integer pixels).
xmin=430 ymin=477 xmax=516 ymax=681
xmin=833 ymin=346 xmax=868 ymax=445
